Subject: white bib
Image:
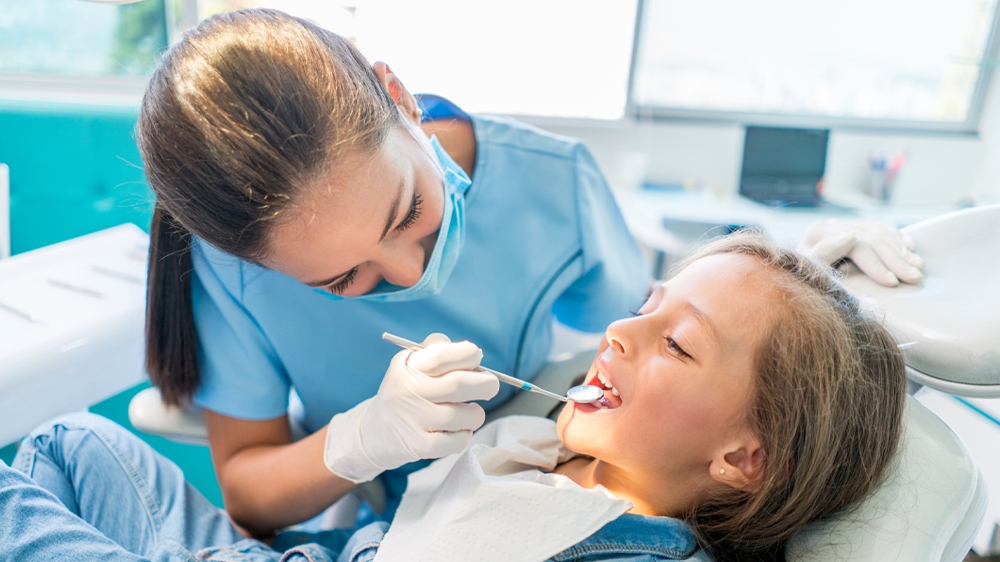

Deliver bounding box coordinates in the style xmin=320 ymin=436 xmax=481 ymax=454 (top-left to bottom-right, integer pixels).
xmin=374 ymin=416 xmax=632 ymax=562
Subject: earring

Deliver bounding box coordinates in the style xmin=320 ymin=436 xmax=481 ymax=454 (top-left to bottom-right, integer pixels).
xmin=719 ymin=468 xmax=726 ymax=475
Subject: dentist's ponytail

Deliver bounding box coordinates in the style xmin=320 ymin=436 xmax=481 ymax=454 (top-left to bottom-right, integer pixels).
xmin=137 ymin=8 xmax=400 ymax=405
xmin=145 ymin=205 xmax=198 ymax=405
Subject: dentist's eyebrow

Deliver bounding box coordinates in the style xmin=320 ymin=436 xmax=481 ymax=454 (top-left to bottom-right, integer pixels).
xmin=379 ymin=178 xmax=407 ymax=242
xmin=305 ymin=268 xmax=356 ymax=289
xmin=305 ymin=178 xmax=409 ymax=287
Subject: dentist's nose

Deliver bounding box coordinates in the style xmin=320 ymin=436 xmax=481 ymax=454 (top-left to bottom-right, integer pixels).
xmin=378 ymin=244 xmax=425 ymax=287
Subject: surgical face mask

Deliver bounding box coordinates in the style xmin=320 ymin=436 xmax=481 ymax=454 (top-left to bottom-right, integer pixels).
xmin=313 ymin=135 xmax=470 ymax=303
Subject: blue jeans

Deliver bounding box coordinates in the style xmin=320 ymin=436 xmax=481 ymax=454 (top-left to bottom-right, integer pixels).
xmin=4 ymin=412 xmax=385 ymax=562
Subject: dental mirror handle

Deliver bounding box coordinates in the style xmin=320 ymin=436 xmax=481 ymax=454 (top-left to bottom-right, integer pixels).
xmin=382 ymin=332 xmax=569 ymax=402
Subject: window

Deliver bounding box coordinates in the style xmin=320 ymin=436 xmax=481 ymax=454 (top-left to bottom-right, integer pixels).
xmin=202 ymin=0 xmax=638 ymax=120
xmin=0 ymin=0 xmax=167 ymax=77
xmin=630 ymin=0 xmax=1000 ymax=131
xmin=6 ymin=0 xmax=1000 ymax=129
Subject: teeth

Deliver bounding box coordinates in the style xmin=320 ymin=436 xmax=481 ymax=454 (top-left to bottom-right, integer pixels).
xmin=597 ymin=372 xmax=609 ymax=386
xmin=596 ymin=369 xmax=620 ymax=398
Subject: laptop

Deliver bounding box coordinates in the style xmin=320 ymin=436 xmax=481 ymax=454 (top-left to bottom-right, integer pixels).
xmin=739 ymin=126 xmax=844 ymax=209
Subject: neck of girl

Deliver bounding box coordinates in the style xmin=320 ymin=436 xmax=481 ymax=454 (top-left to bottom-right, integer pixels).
xmin=552 ymin=456 xmax=710 ymax=518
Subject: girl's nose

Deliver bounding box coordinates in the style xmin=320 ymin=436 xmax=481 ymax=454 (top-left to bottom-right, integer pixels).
xmin=605 ymin=323 xmax=628 ymax=355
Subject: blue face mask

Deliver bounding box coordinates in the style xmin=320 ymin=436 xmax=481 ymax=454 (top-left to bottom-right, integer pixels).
xmin=313 ymin=135 xmax=471 ymax=303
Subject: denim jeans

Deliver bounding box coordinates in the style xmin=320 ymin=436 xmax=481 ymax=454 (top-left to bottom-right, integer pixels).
xmin=4 ymin=412 xmax=383 ymax=562
xmin=4 ymin=412 xmax=711 ymax=561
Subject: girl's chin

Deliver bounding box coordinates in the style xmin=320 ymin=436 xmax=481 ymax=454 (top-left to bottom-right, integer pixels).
xmin=556 ymin=408 xmax=606 ymax=458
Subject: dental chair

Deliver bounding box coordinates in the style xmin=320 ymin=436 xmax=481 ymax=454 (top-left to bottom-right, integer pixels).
xmin=785 ymin=203 xmax=999 ymax=561
xmin=129 ymin=204 xmax=1000 ymax=561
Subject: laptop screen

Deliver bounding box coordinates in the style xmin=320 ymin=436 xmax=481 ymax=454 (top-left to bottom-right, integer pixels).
xmin=740 ymin=126 xmax=829 ymax=205
xmin=742 ymin=126 xmax=829 ymax=177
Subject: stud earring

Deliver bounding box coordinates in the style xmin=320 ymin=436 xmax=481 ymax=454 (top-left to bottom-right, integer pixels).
xmin=719 ymin=468 xmax=726 ymax=475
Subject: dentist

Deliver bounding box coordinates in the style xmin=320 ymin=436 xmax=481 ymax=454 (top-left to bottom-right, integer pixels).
xmin=139 ymin=9 xmax=648 ymax=536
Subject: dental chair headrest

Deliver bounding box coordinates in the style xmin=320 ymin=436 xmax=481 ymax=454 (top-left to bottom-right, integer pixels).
xmin=840 ymin=204 xmax=1000 ymax=397
xmin=787 ymin=396 xmax=986 ymax=561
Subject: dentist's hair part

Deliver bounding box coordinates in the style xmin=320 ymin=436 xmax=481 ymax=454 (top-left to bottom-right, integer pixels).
xmin=138 ymin=9 xmax=401 ymax=405
xmin=676 ymin=231 xmax=906 ymax=562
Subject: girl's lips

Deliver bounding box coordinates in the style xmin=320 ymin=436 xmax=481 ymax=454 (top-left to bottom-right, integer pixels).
xmin=582 ymin=359 xmax=623 ymax=410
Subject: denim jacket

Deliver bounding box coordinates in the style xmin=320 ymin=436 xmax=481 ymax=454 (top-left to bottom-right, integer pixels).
xmin=265 ymin=513 xmax=711 ymax=562
xmin=550 ymin=513 xmax=711 ymax=561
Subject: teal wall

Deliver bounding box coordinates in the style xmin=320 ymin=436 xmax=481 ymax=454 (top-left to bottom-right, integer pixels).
xmin=1 ymin=101 xmax=153 ymax=254
xmin=0 ymin=100 xmax=223 ymax=508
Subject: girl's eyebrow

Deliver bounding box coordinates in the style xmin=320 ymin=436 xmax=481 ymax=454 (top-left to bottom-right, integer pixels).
xmin=655 ymin=283 xmax=719 ymax=347
xmin=684 ymin=300 xmax=720 ymax=346
xmin=647 ymin=280 xmax=663 ymax=299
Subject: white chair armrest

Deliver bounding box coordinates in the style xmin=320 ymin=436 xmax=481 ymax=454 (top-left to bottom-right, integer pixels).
xmin=128 ymin=387 xmax=209 ymax=446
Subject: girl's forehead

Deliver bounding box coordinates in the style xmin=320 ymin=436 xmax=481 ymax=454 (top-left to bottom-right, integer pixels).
xmin=665 ymin=253 xmax=776 ymax=298
xmin=660 ymin=254 xmax=784 ymax=340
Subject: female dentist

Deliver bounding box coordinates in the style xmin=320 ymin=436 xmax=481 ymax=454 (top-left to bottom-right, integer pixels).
xmin=139 ymin=9 xmax=649 ymax=536
xmin=138 ymin=9 xmax=924 ymax=537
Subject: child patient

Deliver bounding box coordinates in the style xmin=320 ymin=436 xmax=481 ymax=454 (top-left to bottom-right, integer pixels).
xmin=1 ymin=232 xmax=906 ymax=562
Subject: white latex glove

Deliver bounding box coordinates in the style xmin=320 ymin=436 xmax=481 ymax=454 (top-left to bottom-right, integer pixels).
xmin=797 ymin=218 xmax=925 ymax=286
xmin=324 ymin=333 xmax=500 ymax=483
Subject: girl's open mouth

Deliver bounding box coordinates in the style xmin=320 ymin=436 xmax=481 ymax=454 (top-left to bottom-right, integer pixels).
xmin=576 ymin=365 xmax=624 ymax=412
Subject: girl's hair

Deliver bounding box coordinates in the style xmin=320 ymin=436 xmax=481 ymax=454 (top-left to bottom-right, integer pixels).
xmin=677 ymin=231 xmax=906 ymax=562
xmin=137 ymin=9 xmax=400 ymax=405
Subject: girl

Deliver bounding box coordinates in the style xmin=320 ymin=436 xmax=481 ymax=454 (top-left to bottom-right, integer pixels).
xmin=6 ymin=232 xmax=906 ymax=561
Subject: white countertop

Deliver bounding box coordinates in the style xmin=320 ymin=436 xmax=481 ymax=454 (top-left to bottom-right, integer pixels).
xmin=614 ymin=188 xmax=956 ymax=253
xmin=0 ymin=224 xmax=148 ymax=446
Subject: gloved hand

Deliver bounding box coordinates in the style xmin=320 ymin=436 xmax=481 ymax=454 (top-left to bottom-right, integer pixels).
xmin=797 ymin=218 xmax=925 ymax=286
xmin=324 ymin=334 xmax=500 ymax=483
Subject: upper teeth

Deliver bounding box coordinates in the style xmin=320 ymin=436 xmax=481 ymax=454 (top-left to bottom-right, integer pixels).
xmin=597 ymin=371 xmax=621 ymax=397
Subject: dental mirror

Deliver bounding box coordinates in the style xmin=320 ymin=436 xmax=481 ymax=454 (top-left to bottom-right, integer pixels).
xmin=565 ymin=384 xmax=604 ymax=404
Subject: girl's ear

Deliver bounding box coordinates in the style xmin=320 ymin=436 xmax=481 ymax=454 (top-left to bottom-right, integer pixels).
xmin=372 ymin=61 xmax=422 ymax=124
xmin=710 ymin=432 xmax=765 ymax=491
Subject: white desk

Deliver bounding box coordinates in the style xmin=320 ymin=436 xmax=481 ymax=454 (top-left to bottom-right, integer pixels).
xmin=615 ymin=189 xmax=954 ymax=269
xmin=0 ymin=225 xmax=148 ymax=446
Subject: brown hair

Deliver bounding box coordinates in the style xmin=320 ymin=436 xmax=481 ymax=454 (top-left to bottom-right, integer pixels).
xmin=137 ymin=9 xmax=401 ymax=405
xmin=677 ymin=231 xmax=906 ymax=562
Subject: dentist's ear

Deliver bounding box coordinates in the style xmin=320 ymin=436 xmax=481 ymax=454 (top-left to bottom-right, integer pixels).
xmin=372 ymin=61 xmax=422 ymax=124
xmin=710 ymin=433 xmax=765 ymax=491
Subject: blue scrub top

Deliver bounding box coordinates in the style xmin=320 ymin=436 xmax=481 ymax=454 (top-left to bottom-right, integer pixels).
xmin=190 ymin=97 xmax=649 ymax=431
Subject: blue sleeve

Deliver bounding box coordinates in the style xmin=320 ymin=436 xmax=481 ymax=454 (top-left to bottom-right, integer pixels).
xmin=552 ymin=145 xmax=651 ymax=333
xmin=336 ymin=522 xmax=389 ymax=562
xmin=190 ymin=240 xmax=291 ymax=420
xmin=0 ymin=462 xmax=148 ymax=562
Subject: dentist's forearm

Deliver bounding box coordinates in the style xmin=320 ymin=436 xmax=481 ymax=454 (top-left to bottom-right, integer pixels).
xmin=203 ymin=410 xmax=355 ymax=536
